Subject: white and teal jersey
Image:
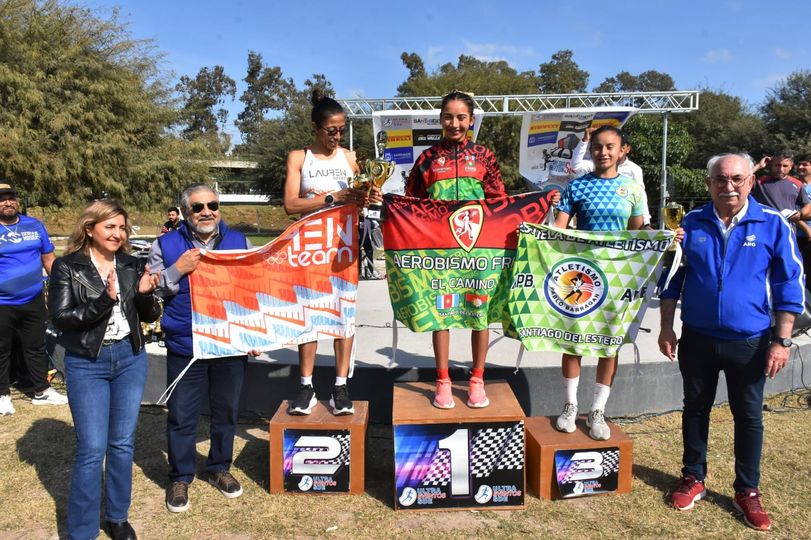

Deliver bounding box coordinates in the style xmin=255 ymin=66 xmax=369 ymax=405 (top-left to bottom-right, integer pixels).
xmin=558 ymin=173 xmax=644 ymax=231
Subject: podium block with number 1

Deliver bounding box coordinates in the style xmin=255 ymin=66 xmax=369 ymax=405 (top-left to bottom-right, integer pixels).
xmin=392 ymin=381 xmax=525 ymax=510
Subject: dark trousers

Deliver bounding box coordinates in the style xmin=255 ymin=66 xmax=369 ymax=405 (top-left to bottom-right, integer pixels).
xmin=678 ymin=326 xmax=768 ymax=491
xmin=166 ymin=350 xmax=246 ymax=483
xmin=0 ymin=293 xmax=49 ymax=395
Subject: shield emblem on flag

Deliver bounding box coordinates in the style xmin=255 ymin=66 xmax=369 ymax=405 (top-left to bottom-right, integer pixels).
xmin=449 ymin=204 xmax=483 ymax=252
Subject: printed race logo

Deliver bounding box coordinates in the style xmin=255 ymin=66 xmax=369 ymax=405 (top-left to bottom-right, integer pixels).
xmin=544 ymin=257 xmax=607 ymax=318
xmin=449 ymin=204 xmax=483 ymax=252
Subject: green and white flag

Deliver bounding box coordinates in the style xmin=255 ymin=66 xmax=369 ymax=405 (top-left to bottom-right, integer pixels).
xmin=509 ymin=223 xmax=674 ymax=357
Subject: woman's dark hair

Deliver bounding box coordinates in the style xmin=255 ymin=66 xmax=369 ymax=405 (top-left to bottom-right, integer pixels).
xmin=311 ymin=88 xmax=345 ymax=127
xmin=590 ymin=125 xmax=624 ymax=142
xmin=441 ymin=91 xmax=475 ymax=116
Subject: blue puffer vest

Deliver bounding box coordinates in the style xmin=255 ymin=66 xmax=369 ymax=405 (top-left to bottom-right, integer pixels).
xmin=158 ymin=221 xmax=247 ymax=356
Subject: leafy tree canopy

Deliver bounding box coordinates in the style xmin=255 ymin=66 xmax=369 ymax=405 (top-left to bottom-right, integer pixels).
xmin=537 ymin=49 xmax=588 ymax=94
xmin=0 ymin=0 xmax=210 ymax=207
xmin=593 ymin=70 xmax=675 ymax=92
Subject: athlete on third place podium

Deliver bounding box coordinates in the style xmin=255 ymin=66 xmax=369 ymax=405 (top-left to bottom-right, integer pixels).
xmin=283 ymin=89 xmax=381 ymax=416
xmin=554 ymin=125 xmax=645 ymax=441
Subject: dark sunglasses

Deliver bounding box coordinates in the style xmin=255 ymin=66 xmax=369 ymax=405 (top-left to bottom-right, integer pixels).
xmin=320 ymin=126 xmax=348 ymax=137
xmin=190 ymin=201 xmax=219 ymax=213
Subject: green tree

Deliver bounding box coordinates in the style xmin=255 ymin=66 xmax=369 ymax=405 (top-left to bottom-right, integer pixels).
xmin=761 ymin=70 xmax=811 ymax=155
xmin=176 ymin=65 xmax=236 ymax=144
xmin=235 ymin=51 xmax=295 ymax=144
xmin=674 ymin=89 xmax=765 ymax=169
xmin=0 ymin=0 xmax=209 ymax=207
xmin=537 ymin=50 xmax=589 ymax=94
xmin=593 ymin=70 xmax=675 ymax=92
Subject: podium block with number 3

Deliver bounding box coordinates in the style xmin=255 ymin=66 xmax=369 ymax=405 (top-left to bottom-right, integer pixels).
xmin=392 ymin=381 xmax=526 ymax=510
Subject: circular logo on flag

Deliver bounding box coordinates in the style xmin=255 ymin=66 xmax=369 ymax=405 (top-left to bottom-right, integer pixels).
xmin=544 ymin=257 xmax=607 ymax=318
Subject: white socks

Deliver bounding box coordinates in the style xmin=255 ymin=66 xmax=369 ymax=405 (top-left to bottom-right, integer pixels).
xmin=300 ymin=376 xmax=313 ymax=386
xmin=335 ymin=376 xmax=347 ymax=387
xmin=591 ymin=383 xmax=611 ymax=411
xmin=564 ymin=376 xmax=579 ymax=405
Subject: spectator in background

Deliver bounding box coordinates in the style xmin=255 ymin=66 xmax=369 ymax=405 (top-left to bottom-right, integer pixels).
xmin=160 ymin=206 xmax=182 ymax=235
xmin=0 ymin=182 xmax=67 ymax=416
xmin=751 ymin=151 xmax=811 ymax=225
xmin=795 ymin=155 xmax=811 ymax=290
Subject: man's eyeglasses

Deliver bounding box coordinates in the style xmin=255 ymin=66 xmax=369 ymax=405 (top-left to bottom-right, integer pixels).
xmin=710 ymin=175 xmax=750 ymax=188
xmin=320 ymin=126 xmax=347 ymax=137
xmin=190 ymin=201 xmax=219 ymax=213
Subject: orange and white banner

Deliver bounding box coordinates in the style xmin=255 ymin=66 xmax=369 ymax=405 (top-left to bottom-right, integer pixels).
xmin=189 ymin=205 xmax=359 ymax=359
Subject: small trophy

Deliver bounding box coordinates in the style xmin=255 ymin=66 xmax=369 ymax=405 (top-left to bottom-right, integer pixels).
xmin=362 ymin=131 xmax=395 ymax=221
xmin=662 ymin=201 xmax=684 ymax=251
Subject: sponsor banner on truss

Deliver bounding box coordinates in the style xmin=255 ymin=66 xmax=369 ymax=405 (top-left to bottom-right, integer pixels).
xmin=518 ymin=107 xmax=636 ymax=192
xmin=371 ymin=109 xmax=483 ymax=195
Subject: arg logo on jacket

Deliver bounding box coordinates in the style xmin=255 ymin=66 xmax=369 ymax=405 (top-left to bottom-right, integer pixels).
xmin=449 ymin=204 xmax=483 ymax=252
xmin=544 ymin=257 xmax=607 ymax=318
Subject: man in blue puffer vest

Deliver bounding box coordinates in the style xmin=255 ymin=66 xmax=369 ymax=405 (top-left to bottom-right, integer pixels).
xmin=148 ymin=183 xmax=252 ymax=514
xmin=658 ymin=153 xmax=804 ymax=531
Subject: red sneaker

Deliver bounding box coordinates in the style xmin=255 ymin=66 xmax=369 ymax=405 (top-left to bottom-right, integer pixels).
xmin=734 ymin=489 xmax=772 ymax=531
xmin=467 ymin=376 xmax=490 ymax=408
xmin=432 ymin=378 xmax=455 ymax=409
xmin=670 ymin=475 xmax=705 ymax=511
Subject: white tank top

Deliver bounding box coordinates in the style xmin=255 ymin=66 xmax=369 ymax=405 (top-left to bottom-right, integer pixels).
xmin=299 ymin=147 xmax=353 ymax=197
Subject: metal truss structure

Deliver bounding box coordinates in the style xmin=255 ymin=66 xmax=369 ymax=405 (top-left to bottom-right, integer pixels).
xmin=338 ymin=91 xmax=700 ymax=227
xmin=337 ymin=91 xmax=699 ymax=118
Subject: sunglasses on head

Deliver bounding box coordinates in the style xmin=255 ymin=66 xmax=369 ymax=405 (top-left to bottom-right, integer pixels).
xmin=190 ymin=201 xmax=219 ymax=213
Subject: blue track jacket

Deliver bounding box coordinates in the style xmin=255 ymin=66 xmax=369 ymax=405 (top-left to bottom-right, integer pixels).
xmin=661 ymin=197 xmax=805 ymax=340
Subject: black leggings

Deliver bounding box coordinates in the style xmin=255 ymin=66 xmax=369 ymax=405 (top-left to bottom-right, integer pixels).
xmin=0 ymin=293 xmax=50 ymax=395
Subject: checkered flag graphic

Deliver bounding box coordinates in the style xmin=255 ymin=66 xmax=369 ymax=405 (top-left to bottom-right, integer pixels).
xmin=295 ymin=434 xmax=350 ymax=466
xmin=560 ymin=449 xmax=619 ymax=483
xmin=420 ymin=450 xmax=451 ymax=487
xmin=470 ymin=422 xmax=525 ymax=478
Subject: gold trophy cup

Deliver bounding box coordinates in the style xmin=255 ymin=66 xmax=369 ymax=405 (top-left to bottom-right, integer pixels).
xmin=663 ymin=201 xmax=684 ymax=251
xmin=362 ymin=131 xmax=395 ymax=221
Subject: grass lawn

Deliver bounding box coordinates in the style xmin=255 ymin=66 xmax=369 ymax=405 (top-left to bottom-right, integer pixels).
xmin=1 ymin=384 xmax=809 ymax=539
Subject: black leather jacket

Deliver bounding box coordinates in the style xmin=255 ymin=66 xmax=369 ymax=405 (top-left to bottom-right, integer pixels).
xmin=49 ymin=250 xmax=161 ymax=358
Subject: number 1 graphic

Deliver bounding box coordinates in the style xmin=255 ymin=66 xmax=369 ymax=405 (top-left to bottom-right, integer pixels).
xmin=437 ymin=429 xmax=470 ymax=496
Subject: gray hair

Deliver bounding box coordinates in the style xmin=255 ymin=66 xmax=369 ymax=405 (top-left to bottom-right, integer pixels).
xmin=179 ymin=183 xmax=218 ymax=215
xmin=706 ymin=153 xmax=754 ymax=177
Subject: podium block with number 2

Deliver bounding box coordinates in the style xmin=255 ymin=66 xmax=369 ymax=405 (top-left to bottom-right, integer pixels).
xmin=269 ymin=400 xmax=367 ymax=495
xmin=392 ymin=381 xmax=526 ymax=510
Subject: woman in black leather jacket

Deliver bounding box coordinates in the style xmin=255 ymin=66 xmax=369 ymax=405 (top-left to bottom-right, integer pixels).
xmin=48 ymin=200 xmax=160 ymax=540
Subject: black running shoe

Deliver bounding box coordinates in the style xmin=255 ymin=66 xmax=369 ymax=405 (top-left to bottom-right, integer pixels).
xmin=288 ymin=384 xmax=316 ymax=415
xmin=329 ymin=384 xmax=354 ymax=415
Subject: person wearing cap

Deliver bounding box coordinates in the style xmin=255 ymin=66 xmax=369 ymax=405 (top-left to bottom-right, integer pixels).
xmin=0 ymin=182 xmax=68 ymax=415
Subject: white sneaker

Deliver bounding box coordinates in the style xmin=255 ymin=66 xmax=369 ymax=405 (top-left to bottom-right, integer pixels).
xmin=31 ymin=387 xmax=68 ymax=406
xmin=587 ymin=409 xmax=611 ymax=440
xmin=555 ymin=402 xmax=578 ymax=433
xmin=0 ymin=394 xmax=15 ymax=415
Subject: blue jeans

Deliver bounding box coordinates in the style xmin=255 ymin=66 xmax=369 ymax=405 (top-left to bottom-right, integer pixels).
xmin=65 ymin=339 xmax=147 ymax=540
xmin=166 ymin=351 xmax=246 ymax=483
xmin=678 ymin=326 xmax=768 ymax=491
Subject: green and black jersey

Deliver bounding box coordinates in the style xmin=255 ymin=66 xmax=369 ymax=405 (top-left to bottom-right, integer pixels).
xmin=405 ymin=139 xmax=506 ymax=201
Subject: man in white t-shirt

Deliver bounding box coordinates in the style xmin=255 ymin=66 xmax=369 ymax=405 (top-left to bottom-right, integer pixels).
xmin=571 ymin=127 xmax=651 ymax=228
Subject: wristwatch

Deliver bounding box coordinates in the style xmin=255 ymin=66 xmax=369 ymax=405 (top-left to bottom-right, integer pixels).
xmin=324 ymin=193 xmax=335 ymax=206
xmin=771 ymin=336 xmax=792 ymax=348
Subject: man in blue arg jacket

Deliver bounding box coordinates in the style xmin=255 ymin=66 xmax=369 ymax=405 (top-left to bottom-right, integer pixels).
xmin=658 ymin=153 xmax=804 ymax=532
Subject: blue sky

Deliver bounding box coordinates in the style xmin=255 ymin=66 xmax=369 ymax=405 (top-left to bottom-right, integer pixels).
xmin=90 ymin=0 xmax=809 ymax=140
